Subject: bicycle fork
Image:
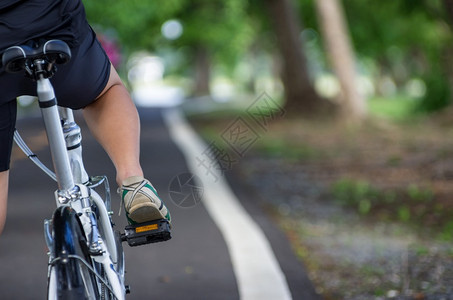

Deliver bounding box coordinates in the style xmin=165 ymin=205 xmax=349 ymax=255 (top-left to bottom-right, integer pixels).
xmin=44 ymin=185 xmax=125 ymax=299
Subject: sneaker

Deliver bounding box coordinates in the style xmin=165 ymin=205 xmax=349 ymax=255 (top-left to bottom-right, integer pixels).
xmin=119 ymin=176 xmax=171 ymax=225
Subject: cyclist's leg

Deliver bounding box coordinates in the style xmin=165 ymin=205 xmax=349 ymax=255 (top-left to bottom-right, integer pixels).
xmin=0 ymin=171 xmax=8 ymax=235
xmin=0 ymin=99 xmax=16 ymax=235
xmin=82 ymin=65 xmax=143 ymax=186
xmin=82 ymin=65 xmax=171 ymax=225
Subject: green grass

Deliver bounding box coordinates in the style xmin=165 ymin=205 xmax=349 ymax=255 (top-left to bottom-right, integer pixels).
xmin=368 ymin=96 xmax=419 ymax=120
xmin=254 ymin=138 xmax=324 ymax=161
xmin=185 ymin=93 xmax=419 ymax=122
xmin=330 ymin=178 xmax=435 ymax=220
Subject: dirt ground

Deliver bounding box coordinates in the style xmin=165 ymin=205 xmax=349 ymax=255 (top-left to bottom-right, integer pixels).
xmin=190 ymin=112 xmax=453 ymax=300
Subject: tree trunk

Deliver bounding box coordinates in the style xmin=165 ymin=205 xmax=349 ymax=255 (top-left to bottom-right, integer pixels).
xmin=264 ymin=0 xmax=333 ymax=115
xmin=315 ymin=0 xmax=366 ymax=120
xmin=444 ymin=0 xmax=453 ymax=23
xmin=441 ymin=0 xmax=453 ymax=103
xmin=194 ymin=46 xmax=211 ymax=97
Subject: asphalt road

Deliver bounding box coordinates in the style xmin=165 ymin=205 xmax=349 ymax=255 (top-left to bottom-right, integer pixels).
xmin=0 ymin=107 xmax=320 ymax=300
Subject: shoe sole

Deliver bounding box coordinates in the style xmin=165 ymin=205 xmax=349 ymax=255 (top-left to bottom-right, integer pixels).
xmin=128 ymin=202 xmax=165 ymax=223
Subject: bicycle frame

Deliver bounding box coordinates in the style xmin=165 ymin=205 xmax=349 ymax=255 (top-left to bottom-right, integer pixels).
xmin=29 ymin=63 xmax=125 ymax=299
xmin=6 ymin=39 xmax=169 ymax=298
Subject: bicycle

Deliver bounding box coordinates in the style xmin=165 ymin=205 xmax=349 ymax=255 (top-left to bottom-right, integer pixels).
xmin=2 ymin=39 xmax=171 ymax=299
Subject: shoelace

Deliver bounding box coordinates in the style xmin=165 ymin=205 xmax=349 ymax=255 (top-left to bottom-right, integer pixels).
xmin=117 ymin=180 xmax=148 ymax=217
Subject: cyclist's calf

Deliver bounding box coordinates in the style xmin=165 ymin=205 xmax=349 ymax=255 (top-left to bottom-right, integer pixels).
xmin=0 ymin=170 xmax=9 ymax=235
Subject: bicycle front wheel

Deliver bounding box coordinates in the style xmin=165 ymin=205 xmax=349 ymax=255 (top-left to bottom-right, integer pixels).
xmin=47 ymin=206 xmax=99 ymax=300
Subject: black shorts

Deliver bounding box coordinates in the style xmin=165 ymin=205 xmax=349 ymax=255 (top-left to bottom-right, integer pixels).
xmin=0 ymin=100 xmax=17 ymax=172
xmin=0 ymin=29 xmax=111 ymax=172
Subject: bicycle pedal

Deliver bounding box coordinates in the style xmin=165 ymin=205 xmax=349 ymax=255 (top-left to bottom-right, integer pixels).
xmin=121 ymin=219 xmax=171 ymax=247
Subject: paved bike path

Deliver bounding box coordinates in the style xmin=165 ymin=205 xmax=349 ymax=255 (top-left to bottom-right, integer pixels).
xmin=0 ymin=107 xmax=319 ymax=299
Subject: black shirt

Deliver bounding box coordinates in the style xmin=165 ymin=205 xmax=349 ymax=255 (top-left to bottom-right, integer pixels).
xmin=0 ymin=0 xmax=89 ymax=52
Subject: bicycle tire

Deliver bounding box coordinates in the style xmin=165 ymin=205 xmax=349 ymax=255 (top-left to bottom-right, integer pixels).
xmin=48 ymin=206 xmax=100 ymax=300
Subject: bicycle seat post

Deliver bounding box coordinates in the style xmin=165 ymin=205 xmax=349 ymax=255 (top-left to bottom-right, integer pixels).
xmin=59 ymin=106 xmax=90 ymax=184
xmin=35 ymin=59 xmax=78 ymax=200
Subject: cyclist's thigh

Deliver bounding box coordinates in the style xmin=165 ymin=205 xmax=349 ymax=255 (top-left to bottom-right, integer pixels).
xmin=0 ymin=100 xmax=17 ymax=172
xmin=51 ymin=29 xmax=111 ymax=110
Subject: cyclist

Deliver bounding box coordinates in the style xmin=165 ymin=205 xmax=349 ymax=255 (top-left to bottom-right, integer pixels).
xmin=0 ymin=0 xmax=171 ymax=235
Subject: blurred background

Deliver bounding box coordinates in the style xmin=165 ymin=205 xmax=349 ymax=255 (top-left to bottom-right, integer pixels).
xmin=80 ymin=0 xmax=453 ymax=118
xmin=26 ymin=0 xmax=453 ymax=298
xmin=79 ymin=0 xmax=453 ymax=298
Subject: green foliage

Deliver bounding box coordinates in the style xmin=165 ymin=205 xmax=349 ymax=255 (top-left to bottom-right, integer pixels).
xmin=178 ymin=0 xmax=253 ymax=71
xmin=406 ymin=184 xmax=433 ymax=203
xmin=84 ymin=0 xmax=252 ymax=74
xmin=84 ymin=0 xmax=184 ymax=51
xmin=254 ymin=139 xmax=322 ymax=162
xmin=417 ymin=73 xmax=452 ymax=112
xmin=329 ymin=178 xmax=453 ymax=240
xmin=82 ymin=0 xmax=453 ymax=113
xmin=368 ymin=96 xmax=418 ymax=120
xmin=331 ymin=179 xmax=435 ymax=221
xmin=343 ymin=0 xmax=452 ymax=113
xmin=331 ymin=178 xmax=377 ymax=215
xmin=341 ymin=0 xmax=451 ymax=65
xmin=297 ymin=0 xmax=453 ymax=113
xmin=440 ymin=220 xmax=453 ymax=241
xmin=397 ymin=206 xmax=411 ymax=222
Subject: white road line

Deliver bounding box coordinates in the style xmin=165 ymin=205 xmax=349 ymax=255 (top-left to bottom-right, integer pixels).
xmin=163 ymin=108 xmax=292 ymax=300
